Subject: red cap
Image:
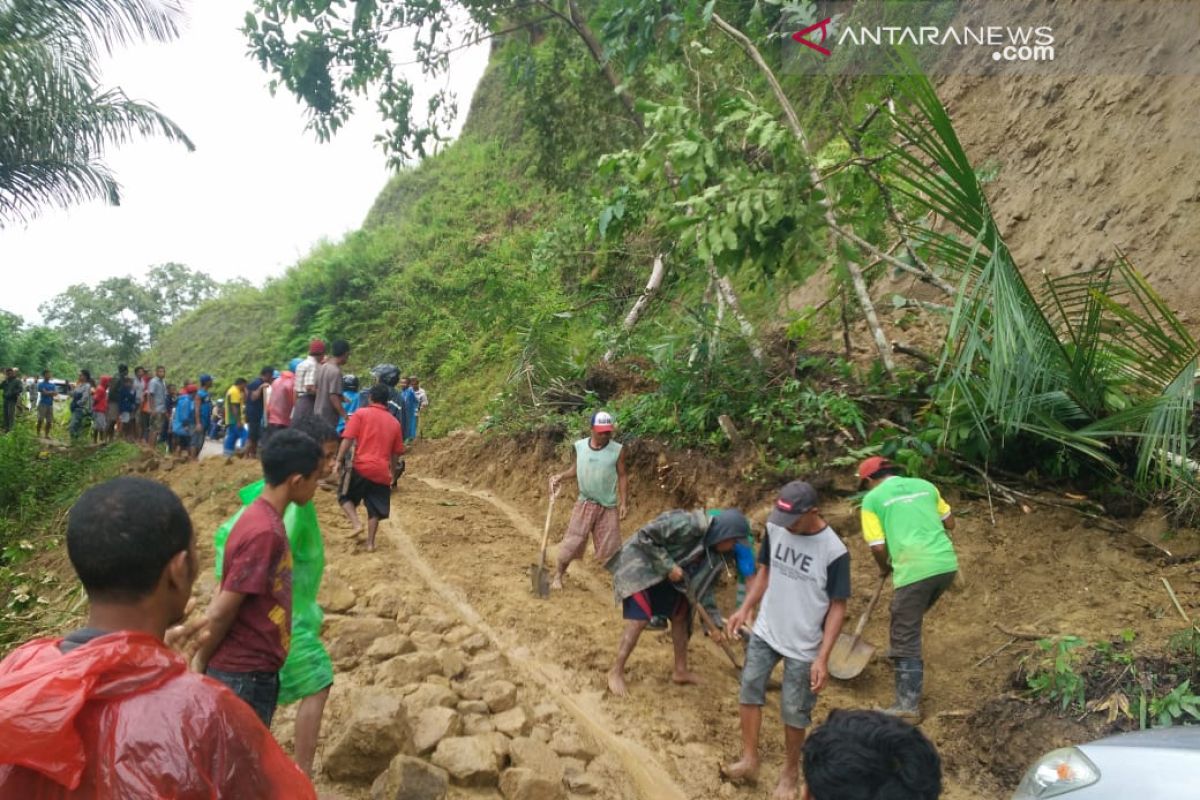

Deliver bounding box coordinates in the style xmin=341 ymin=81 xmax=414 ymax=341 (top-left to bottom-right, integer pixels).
xmin=309 ymin=339 xmax=326 ymax=355
xmin=857 ymin=456 xmax=894 ymax=481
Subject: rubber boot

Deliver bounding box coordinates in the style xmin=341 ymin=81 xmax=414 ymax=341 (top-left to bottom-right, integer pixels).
xmin=882 ymin=657 xmax=923 ymax=723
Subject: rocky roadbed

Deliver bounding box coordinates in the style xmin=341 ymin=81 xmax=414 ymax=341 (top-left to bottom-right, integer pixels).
xmin=182 ymin=456 xmax=639 ymax=800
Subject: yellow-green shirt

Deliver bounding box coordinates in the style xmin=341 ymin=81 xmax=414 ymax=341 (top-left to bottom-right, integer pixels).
xmin=225 ymin=386 xmax=244 ymax=425
xmin=861 ymin=475 xmax=956 ymax=588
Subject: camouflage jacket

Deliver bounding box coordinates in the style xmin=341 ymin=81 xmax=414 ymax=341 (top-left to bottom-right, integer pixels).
xmin=606 ymin=509 xmax=730 ymax=620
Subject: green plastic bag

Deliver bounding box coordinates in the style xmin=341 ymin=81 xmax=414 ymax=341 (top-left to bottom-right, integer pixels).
xmin=213 ymin=480 xmax=333 ymax=706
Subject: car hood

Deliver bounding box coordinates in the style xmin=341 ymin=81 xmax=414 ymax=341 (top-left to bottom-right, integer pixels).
xmin=1086 ymin=726 xmax=1200 ymax=751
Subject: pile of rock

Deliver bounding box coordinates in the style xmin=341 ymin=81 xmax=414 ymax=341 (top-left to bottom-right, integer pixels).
xmin=318 ymin=594 xmax=611 ymax=800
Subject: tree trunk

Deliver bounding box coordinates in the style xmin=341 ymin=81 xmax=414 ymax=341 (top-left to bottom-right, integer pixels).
xmin=708 ymin=262 xmax=764 ymax=364
xmin=603 ymin=253 xmax=666 ymax=363
xmin=711 ymin=13 xmax=896 ymax=376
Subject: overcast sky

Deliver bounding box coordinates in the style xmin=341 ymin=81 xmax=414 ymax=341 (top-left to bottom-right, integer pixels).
xmin=0 ymin=2 xmax=489 ymax=323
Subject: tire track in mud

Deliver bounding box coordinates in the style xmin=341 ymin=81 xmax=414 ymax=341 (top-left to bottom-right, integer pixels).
xmin=398 ymin=476 xmax=791 ymax=800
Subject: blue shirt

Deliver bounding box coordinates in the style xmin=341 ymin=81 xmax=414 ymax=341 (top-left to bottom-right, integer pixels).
xmin=173 ymin=393 xmax=194 ymax=434
xmin=198 ymin=389 xmax=213 ymax=425
xmin=37 ymin=381 xmax=55 ymax=406
xmin=337 ymin=390 xmax=362 ymax=435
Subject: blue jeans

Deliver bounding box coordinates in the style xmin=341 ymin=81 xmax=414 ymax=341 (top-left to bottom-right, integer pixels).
xmin=206 ymin=668 xmax=280 ymax=726
xmin=223 ymin=423 xmax=242 ymax=455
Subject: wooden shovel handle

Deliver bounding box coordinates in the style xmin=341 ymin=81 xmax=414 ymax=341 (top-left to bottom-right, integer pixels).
xmin=850 ymin=576 xmax=888 ymax=639
xmin=694 ymin=601 xmax=742 ymax=670
xmin=538 ymin=490 xmax=559 ymax=560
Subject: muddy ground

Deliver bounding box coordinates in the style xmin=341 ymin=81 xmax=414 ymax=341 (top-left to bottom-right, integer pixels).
xmin=106 ymin=431 xmax=1200 ymax=799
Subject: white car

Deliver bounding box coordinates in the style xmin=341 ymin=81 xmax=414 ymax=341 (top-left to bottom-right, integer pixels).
xmin=1012 ymin=726 xmax=1200 ymax=798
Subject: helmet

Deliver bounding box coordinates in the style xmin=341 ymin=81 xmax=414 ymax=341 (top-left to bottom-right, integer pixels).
xmin=342 ymin=374 xmax=360 ymax=393
xmin=371 ymin=363 xmax=400 ymax=387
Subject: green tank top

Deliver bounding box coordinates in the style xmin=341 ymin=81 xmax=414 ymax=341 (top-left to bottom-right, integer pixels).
xmin=575 ymin=438 xmax=621 ymax=508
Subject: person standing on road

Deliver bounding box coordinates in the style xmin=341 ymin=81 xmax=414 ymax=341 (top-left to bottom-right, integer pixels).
xmin=91 ymin=376 xmax=111 ymax=443
xmin=314 ymin=340 xmax=350 ymax=428
xmin=722 ymin=481 xmax=850 ymax=799
xmin=266 ymin=366 xmax=296 ymax=445
xmin=292 ymin=341 xmax=324 ymax=422
xmin=132 ymin=367 xmax=148 ymax=441
xmin=335 ymin=384 xmax=404 ymax=553
xmin=857 ymin=456 xmax=958 ymax=722
xmin=244 ymin=367 xmax=273 ymax=458
xmin=212 ymin=416 xmax=339 ymax=778
xmin=410 ymin=377 xmax=428 ymax=439
xmin=223 ymin=379 xmax=247 ymax=458
xmin=548 ymin=411 xmax=628 ymax=590
xmin=36 ymin=370 xmax=56 ymax=437
xmin=148 ymin=366 xmax=168 ymax=448
xmin=2 ymin=368 xmax=22 ymax=432
xmin=68 ymin=371 xmax=94 ymax=440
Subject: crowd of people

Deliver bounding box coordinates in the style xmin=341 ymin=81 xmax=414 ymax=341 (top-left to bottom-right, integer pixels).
xmin=0 ymin=339 xmax=431 ymax=462
xmin=0 ymin=343 xmax=954 ymax=799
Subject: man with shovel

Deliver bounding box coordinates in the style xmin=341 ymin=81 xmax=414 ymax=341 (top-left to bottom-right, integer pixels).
xmin=722 ymin=481 xmax=849 ymax=800
xmin=548 ymin=410 xmax=628 ymax=589
xmin=858 ymin=456 xmax=958 ymax=722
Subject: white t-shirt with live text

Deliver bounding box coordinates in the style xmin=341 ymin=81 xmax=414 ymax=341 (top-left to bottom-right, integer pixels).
xmin=752 ymin=522 xmax=850 ymax=661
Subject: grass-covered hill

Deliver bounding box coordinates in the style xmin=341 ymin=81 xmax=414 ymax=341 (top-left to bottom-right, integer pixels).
xmin=151 ymin=4 xmax=1200 ymax=517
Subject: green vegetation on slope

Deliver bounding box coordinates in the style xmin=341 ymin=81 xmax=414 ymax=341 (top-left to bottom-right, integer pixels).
xmin=0 ymin=422 xmax=136 ymax=651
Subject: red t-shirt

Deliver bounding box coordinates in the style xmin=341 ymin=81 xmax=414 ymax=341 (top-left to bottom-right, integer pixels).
xmin=208 ymin=499 xmax=292 ymax=673
xmin=266 ymin=374 xmax=294 ymax=426
xmin=342 ymin=404 xmax=404 ymax=485
xmin=92 ymin=385 xmax=108 ymax=414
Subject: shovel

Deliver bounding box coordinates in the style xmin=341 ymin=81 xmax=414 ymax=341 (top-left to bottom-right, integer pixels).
xmin=531 ymin=488 xmax=559 ymax=598
xmin=674 ymin=581 xmax=742 ymax=672
xmin=829 ymin=576 xmax=887 ymax=680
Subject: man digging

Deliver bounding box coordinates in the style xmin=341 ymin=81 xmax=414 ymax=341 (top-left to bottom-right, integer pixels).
xmin=548 ymin=410 xmax=628 ymax=590
xmin=858 ymin=456 xmax=958 ymax=722
xmin=605 ymin=507 xmax=748 ymax=696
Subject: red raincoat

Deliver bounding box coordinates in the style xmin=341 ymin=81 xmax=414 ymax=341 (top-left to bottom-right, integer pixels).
xmin=0 ymin=630 xmax=316 ymax=799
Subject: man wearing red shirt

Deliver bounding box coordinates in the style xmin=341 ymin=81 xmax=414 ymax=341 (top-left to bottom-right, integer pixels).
xmin=336 ymin=383 xmax=404 ymax=552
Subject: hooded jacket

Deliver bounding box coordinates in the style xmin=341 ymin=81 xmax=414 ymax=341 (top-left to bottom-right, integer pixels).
xmin=606 ymin=509 xmax=749 ymax=622
xmin=0 ymin=630 xmax=315 ymax=799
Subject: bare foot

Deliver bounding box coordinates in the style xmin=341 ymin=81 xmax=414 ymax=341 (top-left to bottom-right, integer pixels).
xmin=550 ymin=574 xmax=564 ymax=590
xmin=607 ymin=669 xmax=628 ymax=696
xmin=720 ymin=758 xmax=759 ymax=785
xmin=671 ymin=670 xmax=701 ymax=686
xmin=772 ymin=771 xmax=799 ymax=800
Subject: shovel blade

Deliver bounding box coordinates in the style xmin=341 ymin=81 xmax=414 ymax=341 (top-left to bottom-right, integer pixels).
xmin=531 ymin=564 xmax=550 ymax=598
xmin=829 ymin=633 xmax=876 ymax=680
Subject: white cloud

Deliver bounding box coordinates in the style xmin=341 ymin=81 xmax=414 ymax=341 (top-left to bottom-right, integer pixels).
xmin=0 ymin=2 xmax=489 ymax=323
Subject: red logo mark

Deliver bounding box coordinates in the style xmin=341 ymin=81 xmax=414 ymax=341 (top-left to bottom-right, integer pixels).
xmin=792 ymin=17 xmax=833 ymax=56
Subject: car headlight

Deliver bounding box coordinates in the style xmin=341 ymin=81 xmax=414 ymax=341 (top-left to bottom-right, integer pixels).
xmin=1012 ymin=747 xmax=1100 ymax=798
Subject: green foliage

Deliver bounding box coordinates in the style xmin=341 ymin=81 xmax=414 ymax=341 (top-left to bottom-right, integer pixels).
xmin=1024 ymin=630 xmax=1200 ymax=729
xmin=0 ymin=312 xmax=69 ymax=376
xmin=38 ymin=264 xmax=230 ymax=372
xmin=244 ymin=0 xmax=515 ymax=165
xmin=146 ymin=282 xmax=285 ymax=391
xmin=887 ymin=62 xmax=1200 ymax=512
xmin=0 ymin=0 xmax=194 ymax=224
xmin=0 ymin=423 xmax=135 ymax=650
xmin=1025 ymin=636 xmax=1089 ymax=712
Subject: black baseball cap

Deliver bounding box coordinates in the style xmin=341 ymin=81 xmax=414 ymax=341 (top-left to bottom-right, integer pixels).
xmin=768 ymin=481 xmax=819 ymax=527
